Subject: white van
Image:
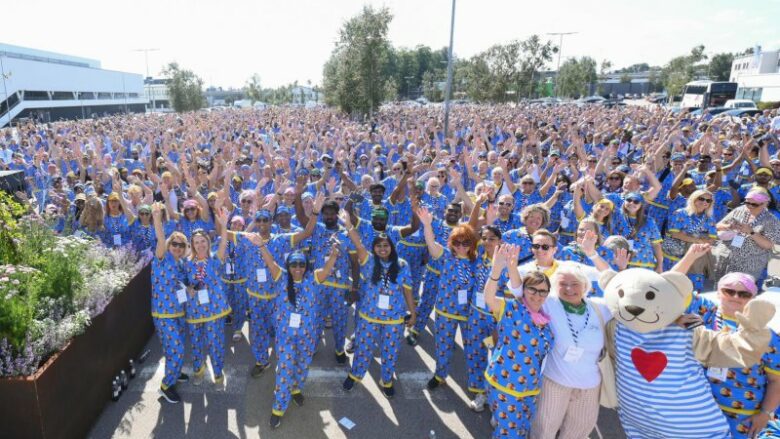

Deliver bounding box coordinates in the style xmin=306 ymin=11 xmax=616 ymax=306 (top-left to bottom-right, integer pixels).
xmin=724 ymin=99 xmax=758 ymax=109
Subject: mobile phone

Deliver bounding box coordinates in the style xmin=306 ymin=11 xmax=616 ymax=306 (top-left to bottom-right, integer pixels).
xmin=402 ymin=161 xmax=408 ymax=171
xmin=500 ymin=150 xmax=510 ymax=157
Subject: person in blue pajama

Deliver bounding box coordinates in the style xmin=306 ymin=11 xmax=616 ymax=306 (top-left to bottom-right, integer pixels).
xmin=103 ymin=191 xmax=133 ymax=248
xmin=559 ymin=218 xmax=624 ymax=297
xmin=129 ymin=204 xmax=155 ymax=252
xmin=238 ymin=203 xmax=318 ymax=377
xmin=662 ymin=190 xmax=718 ymax=291
xmin=484 ymin=244 xmax=554 ymax=439
xmin=221 ymin=215 xmax=248 ymax=342
xmin=341 ymin=230 xmax=416 ymax=398
xmin=503 ymin=204 xmax=552 ymax=265
xmin=258 ymin=244 xmax=342 ymax=429
xmin=417 ymin=206 xmax=477 ymax=390
xmin=465 ymin=226 xmax=508 ymax=412
xmin=169 ymin=196 xmax=215 ymax=240
xmin=294 ymin=183 xmax=358 ymax=364
xmin=150 ymin=203 xmax=189 ymax=403
xmin=614 ymin=192 xmax=664 ymax=273
xmin=407 ymin=202 xmax=464 ymax=346
xmin=182 ymin=208 xmax=232 ymax=390
xmin=680 ymin=264 xmax=780 ymax=439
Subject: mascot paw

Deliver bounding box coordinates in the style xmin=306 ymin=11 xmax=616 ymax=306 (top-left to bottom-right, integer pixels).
xmin=736 ymin=299 xmax=776 ymax=332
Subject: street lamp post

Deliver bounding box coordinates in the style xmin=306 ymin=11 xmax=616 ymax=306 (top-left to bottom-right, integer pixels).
xmin=0 ymin=55 xmax=11 ymax=128
xmin=134 ymin=48 xmax=159 ymax=111
xmin=547 ymin=32 xmax=577 ymax=98
xmin=443 ymin=0 xmax=456 ymax=139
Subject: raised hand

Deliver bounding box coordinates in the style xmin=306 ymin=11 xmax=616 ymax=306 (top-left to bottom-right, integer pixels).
xmin=505 ymin=244 xmax=521 ymax=267
xmin=581 ymin=229 xmax=598 ymax=254
xmin=415 ymin=206 xmax=433 ymax=226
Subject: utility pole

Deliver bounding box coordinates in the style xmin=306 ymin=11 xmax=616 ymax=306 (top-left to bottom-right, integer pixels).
xmin=133 ymin=48 xmax=159 ymax=111
xmin=547 ymin=32 xmax=577 ymax=98
xmin=443 ymin=0 xmax=456 ymax=139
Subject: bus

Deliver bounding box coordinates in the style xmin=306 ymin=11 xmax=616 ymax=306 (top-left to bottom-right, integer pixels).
xmin=680 ymin=80 xmax=738 ymax=109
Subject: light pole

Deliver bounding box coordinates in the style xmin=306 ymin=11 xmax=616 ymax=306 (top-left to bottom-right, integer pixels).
xmin=443 ymin=0 xmax=456 ymax=139
xmin=134 ymin=48 xmax=159 ymax=111
xmin=0 ymin=55 xmax=11 ymax=127
xmin=547 ymin=32 xmax=577 ymax=98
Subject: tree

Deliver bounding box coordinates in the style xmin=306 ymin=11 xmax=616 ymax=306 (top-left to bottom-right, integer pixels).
xmin=245 ymin=74 xmax=262 ymax=105
xmin=322 ymin=5 xmax=394 ymax=116
xmin=660 ymin=45 xmax=708 ymax=97
xmin=161 ymin=62 xmax=205 ymax=112
xmin=709 ymin=52 xmax=735 ymax=81
xmin=556 ymin=57 xmax=597 ymax=98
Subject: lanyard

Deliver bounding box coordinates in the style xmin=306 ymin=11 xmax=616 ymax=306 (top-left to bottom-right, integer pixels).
xmin=564 ymin=301 xmax=591 ymax=346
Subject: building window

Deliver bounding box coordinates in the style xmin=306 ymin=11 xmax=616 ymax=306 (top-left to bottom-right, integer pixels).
xmin=97 ymin=92 xmax=112 ymax=99
xmin=51 ymin=91 xmax=74 ymax=100
xmin=23 ymin=91 xmax=50 ymax=101
xmin=78 ymin=92 xmax=95 ymax=100
xmin=114 ymin=93 xmax=126 ymax=99
xmin=129 ymin=93 xmax=139 ymax=98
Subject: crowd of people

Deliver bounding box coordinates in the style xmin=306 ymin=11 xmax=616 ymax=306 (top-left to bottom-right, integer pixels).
xmin=2 ymin=102 xmax=780 ymax=437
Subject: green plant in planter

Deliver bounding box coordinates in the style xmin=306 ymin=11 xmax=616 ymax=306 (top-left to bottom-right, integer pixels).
xmin=0 ymin=265 xmax=40 ymax=349
xmin=0 ymin=190 xmax=27 ymax=265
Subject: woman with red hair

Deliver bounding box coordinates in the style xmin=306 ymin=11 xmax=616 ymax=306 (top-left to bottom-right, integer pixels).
xmin=416 ymin=206 xmax=478 ymax=391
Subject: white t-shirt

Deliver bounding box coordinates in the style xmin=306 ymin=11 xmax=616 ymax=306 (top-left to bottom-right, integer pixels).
xmin=542 ymin=297 xmax=612 ymax=389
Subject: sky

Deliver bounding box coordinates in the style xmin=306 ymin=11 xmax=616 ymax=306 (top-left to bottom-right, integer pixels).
xmin=3 ymin=0 xmax=780 ymax=89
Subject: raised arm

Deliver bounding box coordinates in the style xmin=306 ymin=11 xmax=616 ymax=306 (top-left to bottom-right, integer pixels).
xmin=151 ymin=202 xmax=167 ymax=259
xmin=215 ymin=208 xmax=230 ymax=262
xmin=342 ymin=212 xmax=369 ymax=264
xmin=315 ymin=241 xmax=342 ymax=283
xmin=416 ymin=206 xmax=444 ymax=259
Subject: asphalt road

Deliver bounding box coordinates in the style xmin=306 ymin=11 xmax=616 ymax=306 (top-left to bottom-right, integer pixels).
xmin=89 ymin=313 xmax=625 ymax=439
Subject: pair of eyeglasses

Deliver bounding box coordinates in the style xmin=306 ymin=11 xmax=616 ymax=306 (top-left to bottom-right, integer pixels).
xmin=611 ymin=161 xmax=621 ymax=166
xmin=139 ymin=212 xmax=151 ymax=216
xmin=241 ymin=199 xmax=252 ymax=204
xmin=289 ymin=262 xmax=306 ymax=268
xmin=525 ymin=286 xmax=550 ymax=297
xmin=588 ymin=159 xmax=598 ymax=163
xmin=531 ymin=243 xmax=551 ymax=251
xmin=170 ymin=241 xmax=186 ymax=249
xmin=335 ymin=197 xmax=345 ymax=202
xmin=521 ymin=182 xmax=534 ymax=186
xmin=184 ymin=208 xmax=197 ymax=212
xmin=608 ymin=176 xmax=622 ymax=181
xmin=745 ymin=201 xmax=762 ymax=208
xmin=452 ymin=240 xmax=471 ymax=248
xmin=723 ymin=152 xmax=734 ymax=157
xmin=392 ymin=167 xmax=402 ymax=171
xmin=497 ymin=202 xmax=512 ymax=207
xmin=626 ymin=199 xmax=643 ymax=205
xmin=696 ymin=197 xmax=713 ymax=204
xmin=256 ymin=217 xmax=271 ymax=223
xmin=721 ymin=287 xmax=752 ymax=299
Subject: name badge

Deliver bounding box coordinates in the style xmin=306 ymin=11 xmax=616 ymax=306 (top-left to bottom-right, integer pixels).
xmin=257 ymin=268 xmax=267 ymax=283
xmin=731 ymin=234 xmax=745 ymax=248
xmin=707 ymin=367 xmax=728 ymax=382
xmin=476 ymin=292 xmax=486 ymax=309
xmin=560 ymin=215 xmax=570 ymax=229
xmin=378 ymin=294 xmax=390 ymax=310
xmin=457 ymin=289 xmax=468 ymax=305
xmin=225 ymin=263 xmax=234 ymax=275
xmin=563 ymin=346 xmax=585 ymax=363
xmin=198 ymin=289 xmax=210 ymax=305
xmin=176 ymin=288 xmax=187 ymax=304
xmin=335 ymin=270 xmax=342 ymax=279
xmin=289 ymin=312 xmax=301 ymax=328
xmin=113 ymin=234 xmax=122 ymax=246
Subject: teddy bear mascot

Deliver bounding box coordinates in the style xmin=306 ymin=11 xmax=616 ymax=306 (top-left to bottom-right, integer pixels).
xmin=598 ymin=243 xmax=776 ymax=439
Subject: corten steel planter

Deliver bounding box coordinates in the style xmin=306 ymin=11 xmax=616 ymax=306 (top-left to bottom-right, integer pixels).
xmin=0 ymin=264 xmax=153 ymax=439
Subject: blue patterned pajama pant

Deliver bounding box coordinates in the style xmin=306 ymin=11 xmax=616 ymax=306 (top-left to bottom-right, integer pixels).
xmin=433 ymin=313 xmax=469 ymax=381
xmin=224 ymin=281 xmax=248 ymax=330
xmin=248 ymin=295 xmax=276 ymax=366
xmin=465 ymin=307 xmax=495 ymax=394
xmin=189 ymin=318 xmax=226 ymax=378
xmin=317 ymin=286 xmax=349 ymax=354
xmin=489 ymin=387 xmax=536 ymax=438
xmin=153 ymin=317 xmax=186 ymax=389
xmin=411 ymin=268 xmax=438 ymax=337
xmin=272 ymin=330 xmax=316 ymax=415
xmin=348 ymin=318 xmax=403 ymax=385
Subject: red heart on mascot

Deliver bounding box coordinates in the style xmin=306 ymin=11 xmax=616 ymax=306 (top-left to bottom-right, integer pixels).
xmin=631 ymin=348 xmax=667 ymax=382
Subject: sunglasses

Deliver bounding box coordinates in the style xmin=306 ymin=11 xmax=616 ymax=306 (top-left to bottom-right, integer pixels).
xmin=256 ymin=217 xmax=271 ymax=223
xmin=588 ymin=159 xmax=598 ymax=163
xmin=241 ymin=199 xmax=252 ymax=204
xmin=392 ymin=167 xmax=402 ymax=171
xmin=744 ymin=201 xmax=762 ymax=208
xmin=497 ymin=202 xmax=512 ymax=207
xmin=626 ymin=199 xmax=643 ymax=205
xmin=139 ymin=211 xmax=151 ymax=216
xmin=611 ymin=162 xmax=621 ymax=166
xmin=452 ymin=240 xmax=472 ymax=248
xmin=521 ymin=181 xmax=535 ymax=185
xmin=525 ymin=286 xmax=550 ymax=297
xmin=696 ymin=197 xmax=713 ymax=204
xmin=289 ymin=262 xmax=307 ymax=268
xmin=335 ymin=197 xmax=345 ymax=202
xmin=723 ymin=152 xmax=733 ymax=156
xmin=184 ymin=208 xmax=197 ymax=212
xmin=608 ymin=176 xmax=622 ymax=181
xmin=721 ymin=287 xmax=753 ymax=299
xmin=531 ymin=243 xmax=552 ymax=251
xmin=170 ymin=241 xmax=186 ymax=249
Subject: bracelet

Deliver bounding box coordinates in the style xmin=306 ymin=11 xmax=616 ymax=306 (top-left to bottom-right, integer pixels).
xmin=489 ymin=275 xmax=501 ymax=282
xmin=586 ymin=253 xmax=600 ymax=260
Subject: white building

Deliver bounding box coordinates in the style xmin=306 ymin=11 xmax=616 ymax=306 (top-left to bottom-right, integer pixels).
xmin=144 ymin=78 xmax=171 ymax=111
xmin=730 ymin=46 xmax=780 ymax=103
xmin=0 ymin=43 xmax=146 ymax=126
xmin=290 ymin=86 xmax=322 ymax=107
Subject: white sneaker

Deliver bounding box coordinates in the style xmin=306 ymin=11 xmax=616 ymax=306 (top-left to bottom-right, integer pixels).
xmin=490 ymin=417 xmax=497 ymax=428
xmin=469 ymin=392 xmax=488 ymax=413
xmin=232 ymin=330 xmax=242 ymax=342
xmin=193 ymin=367 xmax=205 ymax=386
